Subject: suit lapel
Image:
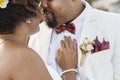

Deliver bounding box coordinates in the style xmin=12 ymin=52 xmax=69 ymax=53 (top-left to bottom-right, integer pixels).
xmin=78 ymin=6 xmax=98 ymax=80
xmin=29 ymin=22 xmax=53 ymax=62
xmin=78 ymin=5 xmax=113 ymax=80
xmin=78 ymin=6 xmax=97 ymax=63
xmin=39 ymin=22 xmax=53 ymax=62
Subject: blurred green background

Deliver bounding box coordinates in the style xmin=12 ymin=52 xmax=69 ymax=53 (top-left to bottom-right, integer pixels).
xmin=85 ymin=0 xmax=120 ymax=13
xmin=86 ymin=0 xmax=95 ymax=4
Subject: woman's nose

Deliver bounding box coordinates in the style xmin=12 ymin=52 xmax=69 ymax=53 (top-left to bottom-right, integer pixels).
xmin=41 ymin=0 xmax=48 ymax=8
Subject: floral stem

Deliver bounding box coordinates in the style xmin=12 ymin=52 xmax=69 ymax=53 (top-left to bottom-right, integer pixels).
xmin=80 ymin=54 xmax=86 ymax=66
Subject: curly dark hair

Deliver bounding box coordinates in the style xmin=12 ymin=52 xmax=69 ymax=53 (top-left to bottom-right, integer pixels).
xmin=0 ymin=0 xmax=41 ymax=34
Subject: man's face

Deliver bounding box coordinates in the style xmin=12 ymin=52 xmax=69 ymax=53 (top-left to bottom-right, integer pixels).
xmin=41 ymin=0 xmax=71 ymax=28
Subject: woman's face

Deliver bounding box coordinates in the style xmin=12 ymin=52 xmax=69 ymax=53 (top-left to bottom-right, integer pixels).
xmin=29 ymin=17 xmax=43 ymax=35
xmin=28 ymin=3 xmax=44 ymax=35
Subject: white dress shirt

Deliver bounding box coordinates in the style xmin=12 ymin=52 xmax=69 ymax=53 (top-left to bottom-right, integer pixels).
xmin=47 ymin=1 xmax=89 ymax=80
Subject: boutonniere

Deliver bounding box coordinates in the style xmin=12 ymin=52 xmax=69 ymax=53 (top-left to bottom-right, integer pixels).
xmin=80 ymin=37 xmax=94 ymax=66
xmin=80 ymin=36 xmax=110 ymax=66
xmin=0 ymin=0 xmax=9 ymax=9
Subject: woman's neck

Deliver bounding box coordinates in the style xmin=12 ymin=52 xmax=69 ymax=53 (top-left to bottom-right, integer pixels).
xmin=0 ymin=34 xmax=29 ymax=46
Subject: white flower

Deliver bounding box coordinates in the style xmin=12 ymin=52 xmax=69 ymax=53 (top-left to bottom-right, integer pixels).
xmin=0 ymin=0 xmax=9 ymax=9
xmin=80 ymin=37 xmax=94 ymax=55
xmin=83 ymin=37 xmax=89 ymax=44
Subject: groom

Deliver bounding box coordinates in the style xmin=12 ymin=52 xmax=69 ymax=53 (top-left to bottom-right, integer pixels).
xmin=29 ymin=0 xmax=120 ymax=80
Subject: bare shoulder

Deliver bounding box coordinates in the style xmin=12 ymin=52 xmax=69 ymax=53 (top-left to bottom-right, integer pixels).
xmin=0 ymin=44 xmax=52 ymax=80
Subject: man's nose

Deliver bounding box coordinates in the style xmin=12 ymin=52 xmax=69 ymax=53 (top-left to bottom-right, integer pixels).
xmin=41 ymin=0 xmax=48 ymax=8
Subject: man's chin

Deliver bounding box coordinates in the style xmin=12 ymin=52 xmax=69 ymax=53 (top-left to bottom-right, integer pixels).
xmin=45 ymin=20 xmax=58 ymax=29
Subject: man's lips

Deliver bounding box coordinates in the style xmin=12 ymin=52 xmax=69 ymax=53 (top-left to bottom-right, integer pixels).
xmin=44 ymin=10 xmax=52 ymax=16
xmin=43 ymin=11 xmax=54 ymax=21
xmin=44 ymin=12 xmax=50 ymax=16
xmin=43 ymin=9 xmax=53 ymax=15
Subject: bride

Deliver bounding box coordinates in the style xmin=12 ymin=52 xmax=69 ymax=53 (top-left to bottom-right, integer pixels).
xmin=0 ymin=0 xmax=78 ymax=80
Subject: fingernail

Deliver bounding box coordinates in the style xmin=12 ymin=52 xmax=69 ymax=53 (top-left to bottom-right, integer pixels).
xmin=68 ymin=36 xmax=71 ymax=39
xmin=64 ymin=36 xmax=66 ymax=38
xmin=73 ymin=39 xmax=77 ymax=43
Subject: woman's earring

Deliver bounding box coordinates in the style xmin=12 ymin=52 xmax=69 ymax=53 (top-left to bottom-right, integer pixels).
xmin=26 ymin=18 xmax=31 ymax=24
xmin=38 ymin=2 xmax=41 ymax=7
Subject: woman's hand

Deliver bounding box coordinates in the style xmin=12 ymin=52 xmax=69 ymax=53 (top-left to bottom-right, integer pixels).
xmin=56 ymin=36 xmax=78 ymax=71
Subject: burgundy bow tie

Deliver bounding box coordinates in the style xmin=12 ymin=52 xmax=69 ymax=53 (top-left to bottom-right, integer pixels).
xmin=55 ymin=23 xmax=76 ymax=34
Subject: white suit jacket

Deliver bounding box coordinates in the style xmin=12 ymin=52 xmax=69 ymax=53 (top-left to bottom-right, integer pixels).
xmin=28 ymin=4 xmax=120 ymax=80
